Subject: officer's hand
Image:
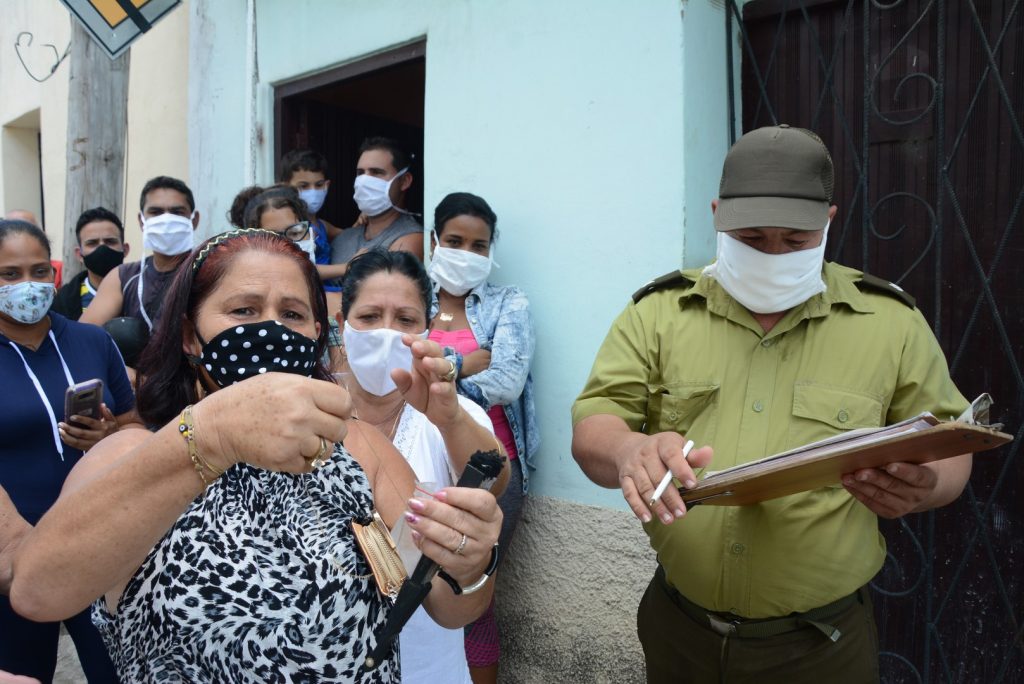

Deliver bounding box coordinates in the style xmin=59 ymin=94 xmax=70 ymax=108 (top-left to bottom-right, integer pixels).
xmin=618 ymin=432 xmax=713 ymax=525
xmin=842 ymin=462 xmax=938 ymax=518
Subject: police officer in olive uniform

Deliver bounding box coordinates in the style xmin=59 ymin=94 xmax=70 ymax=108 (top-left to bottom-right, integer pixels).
xmin=571 ymin=125 xmax=972 ymax=683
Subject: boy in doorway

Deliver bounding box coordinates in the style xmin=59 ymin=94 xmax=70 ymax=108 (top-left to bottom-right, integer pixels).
xmin=280 ymin=149 xmax=348 ymax=316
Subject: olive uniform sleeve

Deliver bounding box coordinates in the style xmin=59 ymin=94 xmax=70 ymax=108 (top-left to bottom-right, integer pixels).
xmin=887 ymin=306 xmax=969 ymax=423
xmin=571 ymin=302 xmax=653 ymax=431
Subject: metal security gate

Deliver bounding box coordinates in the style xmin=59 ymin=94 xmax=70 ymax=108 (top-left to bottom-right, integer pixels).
xmin=727 ymin=1 xmax=1023 ymax=681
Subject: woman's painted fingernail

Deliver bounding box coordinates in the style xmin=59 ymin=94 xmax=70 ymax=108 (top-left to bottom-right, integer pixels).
xmin=434 ymin=489 xmax=448 ymax=501
xmin=661 ymin=512 xmax=673 ymax=524
xmin=404 ymin=512 xmax=419 ymax=524
xmin=674 ymin=508 xmax=686 ymax=518
xmin=411 ymin=530 xmax=423 ymax=544
xmin=640 ymin=512 xmax=652 ymax=523
xmin=408 ymin=498 xmax=426 ymax=512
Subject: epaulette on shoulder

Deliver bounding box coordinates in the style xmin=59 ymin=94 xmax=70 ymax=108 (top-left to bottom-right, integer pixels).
xmin=855 ymin=273 xmax=916 ymax=309
xmin=632 ymin=270 xmax=695 ymax=304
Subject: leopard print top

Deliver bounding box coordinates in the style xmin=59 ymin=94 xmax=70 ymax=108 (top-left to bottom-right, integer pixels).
xmin=92 ymin=444 xmax=397 ymax=682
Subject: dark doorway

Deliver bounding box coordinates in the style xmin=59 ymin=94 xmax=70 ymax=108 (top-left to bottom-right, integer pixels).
xmin=275 ymin=41 xmax=425 ymax=230
xmin=730 ymin=1 xmax=1023 ymax=682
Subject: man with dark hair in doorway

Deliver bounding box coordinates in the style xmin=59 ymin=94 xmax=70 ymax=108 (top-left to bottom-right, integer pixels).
xmin=329 ymin=136 xmax=424 ymax=274
xmin=571 ymin=125 xmax=973 ymax=683
xmin=81 ymin=175 xmax=200 ymax=333
xmin=51 ymin=207 xmax=130 ymax=321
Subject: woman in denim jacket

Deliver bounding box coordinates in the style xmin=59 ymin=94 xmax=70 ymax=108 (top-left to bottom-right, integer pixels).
xmin=427 ymin=193 xmax=538 ymax=684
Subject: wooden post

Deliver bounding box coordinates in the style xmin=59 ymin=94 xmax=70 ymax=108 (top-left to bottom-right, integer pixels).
xmin=61 ymin=20 xmax=130 ymax=280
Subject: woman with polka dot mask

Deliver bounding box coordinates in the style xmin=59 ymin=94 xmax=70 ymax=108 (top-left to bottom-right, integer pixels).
xmin=10 ymin=229 xmax=505 ymax=683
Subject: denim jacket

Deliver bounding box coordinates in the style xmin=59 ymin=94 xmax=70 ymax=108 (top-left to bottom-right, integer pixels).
xmin=441 ymin=281 xmax=538 ymax=492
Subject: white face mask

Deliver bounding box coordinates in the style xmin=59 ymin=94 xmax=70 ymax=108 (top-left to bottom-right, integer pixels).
xmin=429 ymin=244 xmax=492 ymax=296
xmin=342 ymin=321 xmax=426 ymax=396
xmin=295 ymin=237 xmax=317 ymax=263
xmin=352 ymin=168 xmax=408 ymax=217
xmin=299 ymin=188 xmax=327 ymax=215
xmin=705 ymin=222 xmax=829 ymax=314
xmin=0 ymin=281 xmax=55 ymax=324
xmin=141 ymin=212 xmax=195 ymax=256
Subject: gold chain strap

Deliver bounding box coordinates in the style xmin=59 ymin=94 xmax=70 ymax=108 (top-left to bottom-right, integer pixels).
xmin=178 ymin=405 xmax=223 ymax=486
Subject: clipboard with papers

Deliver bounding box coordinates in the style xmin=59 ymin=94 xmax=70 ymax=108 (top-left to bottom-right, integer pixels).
xmin=679 ymin=395 xmax=1013 ymax=507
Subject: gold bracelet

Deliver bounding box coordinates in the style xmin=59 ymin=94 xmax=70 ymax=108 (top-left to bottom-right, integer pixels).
xmin=178 ymin=405 xmax=222 ymax=486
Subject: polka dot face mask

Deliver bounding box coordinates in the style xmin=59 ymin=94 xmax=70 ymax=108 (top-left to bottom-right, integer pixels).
xmin=196 ymin=320 xmax=319 ymax=388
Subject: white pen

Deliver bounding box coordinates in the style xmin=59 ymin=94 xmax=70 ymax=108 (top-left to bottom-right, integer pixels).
xmin=649 ymin=440 xmax=695 ymax=508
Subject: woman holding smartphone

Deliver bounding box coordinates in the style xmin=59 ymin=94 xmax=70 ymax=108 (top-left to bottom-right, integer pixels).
xmin=0 ymin=220 xmax=136 ymax=682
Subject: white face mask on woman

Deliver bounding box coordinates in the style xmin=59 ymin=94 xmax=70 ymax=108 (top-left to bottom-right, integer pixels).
xmin=428 ymin=244 xmax=492 ymax=296
xmin=141 ymin=212 xmax=195 ymax=256
xmin=705 ymin=222 xmax=829 ymax=314
xmin=342 ymin=321 xmax=426 ymax=396
xmin=294 ymin=237 xmax=317 ymax=263
xmin=352 ymin=168 xmax=408 ymax=217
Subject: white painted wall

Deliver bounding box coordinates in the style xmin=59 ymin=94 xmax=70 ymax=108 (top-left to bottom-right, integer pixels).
xmin=190 ymin=0 xmax=734 ymax=509
xmin=0 ymin=0 xmax=72 ymax=248
xmin=0 ymin=0 xmax=189 ymax=262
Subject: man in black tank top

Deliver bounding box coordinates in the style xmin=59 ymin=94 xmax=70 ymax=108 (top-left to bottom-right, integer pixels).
xmin=80 ymin=176 xmax=200 ymax=339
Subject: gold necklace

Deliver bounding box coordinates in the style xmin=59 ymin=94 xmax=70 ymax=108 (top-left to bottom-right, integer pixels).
xmin=356 ymin=400 xmax=406 ymax=441
xmin=384 ymin=402 xmax=406 ymax=441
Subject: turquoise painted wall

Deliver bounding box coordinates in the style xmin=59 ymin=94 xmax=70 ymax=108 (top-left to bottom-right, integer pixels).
xmin=191 ymin=0 xmax=733 ymax=510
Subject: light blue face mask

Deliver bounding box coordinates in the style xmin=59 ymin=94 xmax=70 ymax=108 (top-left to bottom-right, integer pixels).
xmin=299 ymin=187 xmax=328 ymax=215
xmin=0 ymin=280 xmax=55 ymax=324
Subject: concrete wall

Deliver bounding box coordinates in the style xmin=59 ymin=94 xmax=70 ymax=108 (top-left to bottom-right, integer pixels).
xmin=0 ymin=0 xmax=189 ymax=261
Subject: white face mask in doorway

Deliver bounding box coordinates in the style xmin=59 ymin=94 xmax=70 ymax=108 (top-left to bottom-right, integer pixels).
xmin=704 ymin=222 xmax=829 ymax=314
xmin=353 ymin=168 xmax=408 ymax=217
xmin=429 ymin=244 xmax=493 ymax=296
xmin=141 ymin=212 xmax=195 ymax=256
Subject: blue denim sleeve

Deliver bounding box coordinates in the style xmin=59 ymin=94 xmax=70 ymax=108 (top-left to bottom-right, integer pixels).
xmin=457 ymin=286 xmax=534 ymax=409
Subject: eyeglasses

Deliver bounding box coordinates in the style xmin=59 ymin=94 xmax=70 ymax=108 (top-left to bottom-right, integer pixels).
xmin=280 ymin=221 xmax=310 ymax=242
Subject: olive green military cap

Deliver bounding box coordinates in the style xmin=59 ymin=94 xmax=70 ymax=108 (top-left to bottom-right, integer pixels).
xmin=714 ymin=124 xmax=834 ymax=232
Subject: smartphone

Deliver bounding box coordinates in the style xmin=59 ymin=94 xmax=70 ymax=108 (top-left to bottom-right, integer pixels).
xmin=64 ymin=379 xmax=104 ymax=427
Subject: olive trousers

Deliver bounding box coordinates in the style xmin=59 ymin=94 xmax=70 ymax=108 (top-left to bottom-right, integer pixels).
xmin=637 ymin=567 xmax=880 ymax=684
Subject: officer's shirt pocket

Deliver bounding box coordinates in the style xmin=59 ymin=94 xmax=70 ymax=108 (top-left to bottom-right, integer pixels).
xmin=647 ymin=382 xmax=720 ymax=440
xmin=790 ymin=382 xmax=885 ymax=486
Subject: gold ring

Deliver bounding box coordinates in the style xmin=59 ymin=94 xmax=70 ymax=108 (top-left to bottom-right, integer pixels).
xmin=441 ymin=359 xmax=457 ymax=383
xmin=453 ymin=533 xmax=468 ymax=555
xmin=310 ymin=436 xmax=331 ymax=469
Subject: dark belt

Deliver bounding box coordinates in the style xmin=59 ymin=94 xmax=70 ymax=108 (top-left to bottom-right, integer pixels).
xmin=656 ymin=566 xmax=864 ymax=642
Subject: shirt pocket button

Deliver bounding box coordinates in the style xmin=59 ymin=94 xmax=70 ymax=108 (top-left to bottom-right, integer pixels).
xmin=837 ymin=409 xmax=850 ymax=423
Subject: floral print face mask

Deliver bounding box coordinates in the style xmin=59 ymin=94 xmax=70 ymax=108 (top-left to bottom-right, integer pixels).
xmin=0 ymin=281 xmax=55 ymax=324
